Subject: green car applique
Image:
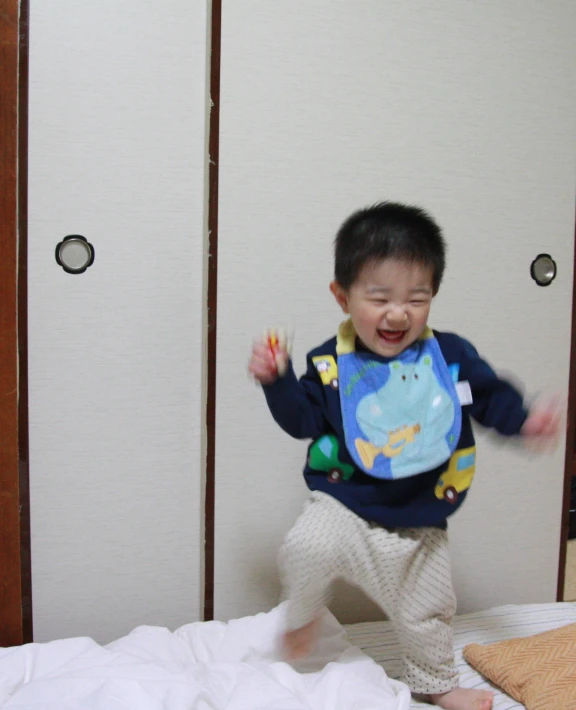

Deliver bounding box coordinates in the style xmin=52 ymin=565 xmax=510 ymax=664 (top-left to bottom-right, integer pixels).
xmin=308 ymin=434 xmax=355 ymax=483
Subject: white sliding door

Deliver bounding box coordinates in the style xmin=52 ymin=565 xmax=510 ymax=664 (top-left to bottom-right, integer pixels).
xmin=28 ymin=0 xmax=208 ymax=642
xmin=215 ymin=1 xmax=576 ymax=621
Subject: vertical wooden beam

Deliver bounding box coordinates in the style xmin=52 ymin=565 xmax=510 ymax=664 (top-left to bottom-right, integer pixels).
xmin=0 ymin=0 xmax=32 ymax=645
xmin=204 ymin=0 xmax=222 ymax=621
xmin=558 ymin=217 xmax=576 ymax=600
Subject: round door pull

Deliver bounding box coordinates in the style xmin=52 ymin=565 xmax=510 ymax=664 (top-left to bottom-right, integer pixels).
xmin=530 ymin=253 xmax=556 ymax=287
xmin=56 ymin=235 xmax=95 ymax=274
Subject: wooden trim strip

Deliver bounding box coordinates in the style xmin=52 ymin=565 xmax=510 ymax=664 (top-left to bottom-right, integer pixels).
xmin=204 ymin=0 xmax=222 ymax=622
xmin=18 ymin=0 xmax=32 ymax=642
xmin=0 ymin=0 xmax=32 ymax=645
xmin=558 ymin=216 xmax=576 ymax=600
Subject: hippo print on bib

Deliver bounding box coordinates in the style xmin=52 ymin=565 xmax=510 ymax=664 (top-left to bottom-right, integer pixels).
xmin=337 ymin=326 xmax=462 ymax=480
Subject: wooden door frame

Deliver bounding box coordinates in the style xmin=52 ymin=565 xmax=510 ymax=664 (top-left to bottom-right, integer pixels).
xmin=557 ymin=219 xmax=576 ymax=600
xmin=0 ymin=0 xmax=32 ymax=645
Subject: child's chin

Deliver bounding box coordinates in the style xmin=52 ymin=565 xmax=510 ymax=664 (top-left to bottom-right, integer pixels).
xmin=374 ymin=344 xmax=403 ymax=358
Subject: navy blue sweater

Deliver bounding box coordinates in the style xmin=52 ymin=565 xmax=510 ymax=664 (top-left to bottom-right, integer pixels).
xmin=263 ymin=330 xmax=528 ymax=528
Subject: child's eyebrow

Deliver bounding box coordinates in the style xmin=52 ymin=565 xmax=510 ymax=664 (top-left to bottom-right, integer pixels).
xmin=365 ymin=286 xmax=433 ymax=295
xmin=366 ymin=286 xmax=391 ymax=294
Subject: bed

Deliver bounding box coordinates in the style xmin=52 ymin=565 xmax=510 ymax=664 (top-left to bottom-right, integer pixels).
xmin=0 ymin=602 xmax=574 ymax=709
xmin=345 ymin=601 xmax=576 ymax=709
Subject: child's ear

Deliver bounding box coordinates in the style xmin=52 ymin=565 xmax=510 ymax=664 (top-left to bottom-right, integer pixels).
xmin=330 ymin=281 xmax=349 ymax=314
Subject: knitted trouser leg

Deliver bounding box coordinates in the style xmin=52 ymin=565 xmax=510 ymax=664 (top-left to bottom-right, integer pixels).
xmin=356 ymin=524 xmax=458 ymax=695
xmin=278 ymin=492 xmax=358 ymax=631
xmin=279 ymin=491 xmax=458 ymax=695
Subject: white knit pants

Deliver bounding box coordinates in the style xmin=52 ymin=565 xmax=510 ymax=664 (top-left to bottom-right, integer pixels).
xmin=279 ymin=492 xmax=458 ymax=695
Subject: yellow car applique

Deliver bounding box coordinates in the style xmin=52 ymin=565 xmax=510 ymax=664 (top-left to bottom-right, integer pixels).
xmin=312 ymin=355 xmax=339 ymax=389
xmin=435 ymin=446 xmax=476 ymax=504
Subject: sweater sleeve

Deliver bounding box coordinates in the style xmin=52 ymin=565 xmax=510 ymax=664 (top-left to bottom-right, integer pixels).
xmin=458 ymin=337 xmax=528 ymax=436
xmin=262 ymin=355 xmax=330 ymax=440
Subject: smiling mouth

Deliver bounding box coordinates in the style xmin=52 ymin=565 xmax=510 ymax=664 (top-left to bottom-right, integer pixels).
xmin=378 ymin=329 xmax=407 ymax=344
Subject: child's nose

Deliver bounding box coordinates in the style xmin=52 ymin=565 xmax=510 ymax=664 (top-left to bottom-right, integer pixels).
xmin=386 ymin=307 xmax=408 ymax=327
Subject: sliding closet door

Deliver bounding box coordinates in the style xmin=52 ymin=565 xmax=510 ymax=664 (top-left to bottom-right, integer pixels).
xmin=28 ymin=1 xmax=208 ymax=642
xmin=214 ymin=1 xmax=576 ymax=621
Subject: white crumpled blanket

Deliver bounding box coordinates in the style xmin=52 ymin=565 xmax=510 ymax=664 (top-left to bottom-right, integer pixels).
xmin=0 ymin=604 xmax=411 ymax=710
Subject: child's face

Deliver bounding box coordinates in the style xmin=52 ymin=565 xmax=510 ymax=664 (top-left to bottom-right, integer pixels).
xmin=330 ymin=258 xmax=435 ymax=358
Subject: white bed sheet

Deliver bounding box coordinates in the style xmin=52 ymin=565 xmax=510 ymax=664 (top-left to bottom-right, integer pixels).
xmin=0 ymin=603 xmax=410 ymax=710
xmin=344 ymin=602 xmax=576 ymax=710
xmin=3 ymin=602 xmax=574 ymax=709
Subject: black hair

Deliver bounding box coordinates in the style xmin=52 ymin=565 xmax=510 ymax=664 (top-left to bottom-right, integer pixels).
xmin=334 ymin=201 xmax=446 ymax=293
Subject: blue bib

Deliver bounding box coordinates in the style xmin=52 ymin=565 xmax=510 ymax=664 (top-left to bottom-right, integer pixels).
xmin=336 ymin=321 xmax=462 ymax=480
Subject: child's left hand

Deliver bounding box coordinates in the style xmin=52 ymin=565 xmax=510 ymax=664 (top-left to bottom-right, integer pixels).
xmin=520 ymin=397 xmax=563 ymax=450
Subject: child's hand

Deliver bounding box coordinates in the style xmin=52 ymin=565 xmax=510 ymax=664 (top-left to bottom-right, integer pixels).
xmin=520 ymin=397 xmax=563 ymax=451
xmin=248 ymin=329 xmax=290 ymax=385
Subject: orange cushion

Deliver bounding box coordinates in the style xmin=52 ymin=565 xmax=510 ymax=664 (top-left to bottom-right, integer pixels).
xmin=463 ymin=622 xmax=576 ymax=710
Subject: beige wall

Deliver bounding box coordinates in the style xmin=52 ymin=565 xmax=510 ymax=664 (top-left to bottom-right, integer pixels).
xmin=28 ymin=0 xmax=208 ymax=643
xmin=215 ymin=1 xmax=576 ymax=622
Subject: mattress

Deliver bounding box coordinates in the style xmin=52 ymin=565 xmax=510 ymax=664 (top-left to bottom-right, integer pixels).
xmin=345 ymin=602 xmax=576 ymax=709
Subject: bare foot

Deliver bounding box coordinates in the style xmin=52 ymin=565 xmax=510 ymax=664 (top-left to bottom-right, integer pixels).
xmin=428 ymin=687 xmax=494 ymax=710
xmin=283 ymin=617 xmax=320 ymax=660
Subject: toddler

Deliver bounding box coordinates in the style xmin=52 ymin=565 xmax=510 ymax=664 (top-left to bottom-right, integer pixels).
xmin=249 ymin=202 xmax=559 ymax=710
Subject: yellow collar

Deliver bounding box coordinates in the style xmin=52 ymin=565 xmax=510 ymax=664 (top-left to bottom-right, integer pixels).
xmin=335 ymin=319 xmax=434 ymax=357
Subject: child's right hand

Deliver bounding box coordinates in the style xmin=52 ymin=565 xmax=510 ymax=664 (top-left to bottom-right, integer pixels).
xmin=248 ymin=330 xmax=290 ymax=385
